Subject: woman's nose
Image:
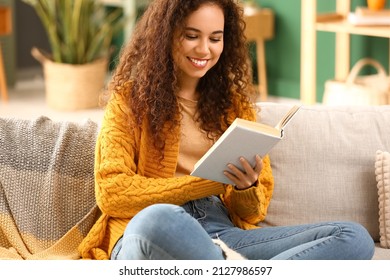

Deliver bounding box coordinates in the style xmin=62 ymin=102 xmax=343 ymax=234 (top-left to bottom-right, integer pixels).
xmin=195 ymin=39 xmax=210 ymax=55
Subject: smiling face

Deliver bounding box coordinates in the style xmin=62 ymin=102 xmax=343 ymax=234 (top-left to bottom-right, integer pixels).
xmin=173 ymin=3 xmax=225 ymax=88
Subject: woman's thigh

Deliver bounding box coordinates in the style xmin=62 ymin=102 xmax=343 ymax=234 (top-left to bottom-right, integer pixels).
xmin=112 ymin=204 xmax=225 ymax=260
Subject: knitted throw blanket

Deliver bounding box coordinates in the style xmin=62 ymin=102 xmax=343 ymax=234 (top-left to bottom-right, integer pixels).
xmin=0 ymin=116 xmax=100 ymax=259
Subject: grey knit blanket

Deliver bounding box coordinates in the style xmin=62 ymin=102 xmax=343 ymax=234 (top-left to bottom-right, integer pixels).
xmin=0 ymin=116 xmax=100 ymax=259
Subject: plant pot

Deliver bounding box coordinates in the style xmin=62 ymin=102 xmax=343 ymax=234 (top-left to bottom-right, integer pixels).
xmin=32 ymin=47 xmax=108 ymax=111
xmin=367 ymin=0 xmax=386 ymax=11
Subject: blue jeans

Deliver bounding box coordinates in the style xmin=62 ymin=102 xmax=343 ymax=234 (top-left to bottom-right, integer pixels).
xmin=111 ymin=196 xmax=375 ymax=260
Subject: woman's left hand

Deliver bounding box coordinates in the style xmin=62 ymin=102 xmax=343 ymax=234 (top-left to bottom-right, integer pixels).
xmin=223 ymin=155 xmax=263 ymax=190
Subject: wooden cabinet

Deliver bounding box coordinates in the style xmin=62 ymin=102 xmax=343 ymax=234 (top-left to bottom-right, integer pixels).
xmin=300 ymin=0 xmax=390 ymax=104
xmin=244 ymin=8 xmax=274 ymax=101
xmin=0 ymin=5 xmax=12 ymax=102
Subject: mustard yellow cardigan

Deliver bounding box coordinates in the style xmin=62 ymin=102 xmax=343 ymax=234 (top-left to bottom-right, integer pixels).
xmin=78 ymin=91 xmax=274 ymax=260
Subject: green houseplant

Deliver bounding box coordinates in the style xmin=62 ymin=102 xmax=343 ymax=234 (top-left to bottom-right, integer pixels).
xmin=22 ymin=0 xmax=124 ymax=110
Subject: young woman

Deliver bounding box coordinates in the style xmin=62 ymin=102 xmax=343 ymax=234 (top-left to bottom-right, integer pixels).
xmin=78 ymin=0 xmax=374 ymax=260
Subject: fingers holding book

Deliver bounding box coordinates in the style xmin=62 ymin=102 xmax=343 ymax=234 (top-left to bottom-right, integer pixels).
xmin=223 ymin=155 xmax=263 ymax=190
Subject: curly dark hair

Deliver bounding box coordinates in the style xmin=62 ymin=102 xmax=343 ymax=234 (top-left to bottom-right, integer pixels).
xmin=108 ymin=0 xmax=255 ymax=152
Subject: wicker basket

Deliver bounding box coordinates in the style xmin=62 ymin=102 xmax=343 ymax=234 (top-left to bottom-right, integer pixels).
xmin=32 ymin=47 xmax=108 ymax=111
xmin=323 ymin=58 xmax=390 ymax=106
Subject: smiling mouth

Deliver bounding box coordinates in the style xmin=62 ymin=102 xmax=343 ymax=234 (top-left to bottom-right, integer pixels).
xmin=188 ymin=57 xmax=208 ymax=67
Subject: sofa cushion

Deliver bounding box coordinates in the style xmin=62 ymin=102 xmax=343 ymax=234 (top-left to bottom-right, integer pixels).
xmin=375 ymin=150 xmax=390 ymax=248
xmin=0 ymin=116 xmax=100 ymax=259
xmin=256 ymin=103 xmax=390 ymax=241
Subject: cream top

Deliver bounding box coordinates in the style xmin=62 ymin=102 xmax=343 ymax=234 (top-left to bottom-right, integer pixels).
xmin=175 ymin=96 xmax=214 ymax=177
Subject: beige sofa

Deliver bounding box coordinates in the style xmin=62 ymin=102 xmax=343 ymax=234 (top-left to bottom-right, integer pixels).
xmin=0 ymin=102 xmax=389 ymax=259
xmin=257 ymin=102 xmax=390 ymax=260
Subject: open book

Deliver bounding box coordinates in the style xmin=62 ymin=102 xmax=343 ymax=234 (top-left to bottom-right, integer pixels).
xmin=190 ymin=105 xmax=301 ymax=184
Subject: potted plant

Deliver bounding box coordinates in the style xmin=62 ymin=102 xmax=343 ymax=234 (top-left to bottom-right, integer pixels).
xmin=22 ymin=0 xmax=124 ymax=110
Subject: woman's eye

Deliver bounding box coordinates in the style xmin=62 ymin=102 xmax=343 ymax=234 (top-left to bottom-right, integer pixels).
xmin=184 ymin=34 xmax=222 ymax=42
xmin=210 ymin=37 xmax=222 ymax=43
xmin=185 ymin=34 xmax=197 ymax=40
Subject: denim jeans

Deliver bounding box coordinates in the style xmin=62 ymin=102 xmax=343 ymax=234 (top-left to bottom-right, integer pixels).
xmin=111 ymin=196 xmax=375 ymax=260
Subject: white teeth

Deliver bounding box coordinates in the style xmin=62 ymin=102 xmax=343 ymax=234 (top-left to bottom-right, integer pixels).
xmin=189 ymin=58 xmax=207 ymax=67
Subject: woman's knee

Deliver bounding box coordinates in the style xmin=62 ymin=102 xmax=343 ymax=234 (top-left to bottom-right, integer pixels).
xmin=125 ymin=204 xmax=183 ymax=235
xmin=340 ymin=221 xmax=375 ymax=259
xmin=132 ymin=204 xmax=183 ymax=221
xmin=119 ymin=204 xmax=223 ymax=259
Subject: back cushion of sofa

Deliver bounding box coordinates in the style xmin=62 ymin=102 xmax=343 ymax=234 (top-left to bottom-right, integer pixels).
xmin=257 ymin=103 xmax=390 ymax=241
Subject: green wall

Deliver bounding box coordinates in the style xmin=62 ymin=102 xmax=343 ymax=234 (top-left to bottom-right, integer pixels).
xmin=258 ymin=0 xmax=390 ymax=102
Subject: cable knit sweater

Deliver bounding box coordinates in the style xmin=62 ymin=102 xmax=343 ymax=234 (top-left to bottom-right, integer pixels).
xmin=78 ymin=91 xmax=274 ymax=260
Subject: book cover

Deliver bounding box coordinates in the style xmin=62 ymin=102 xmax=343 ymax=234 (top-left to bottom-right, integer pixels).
xmin=348 ymin=12 xmax=390 ymax=26
xmin=190 ymin=105 xmax=300 ymax=185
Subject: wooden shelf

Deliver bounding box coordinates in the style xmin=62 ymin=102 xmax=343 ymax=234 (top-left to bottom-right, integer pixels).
xmin=316 ymin=17 xmax=390 ymax=38
xmin=300 ymin=0 xmax=390 ymax=104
